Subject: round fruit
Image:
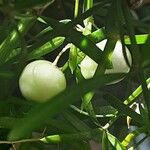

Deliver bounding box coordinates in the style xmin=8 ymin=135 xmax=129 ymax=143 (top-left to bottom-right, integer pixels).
xmin=19 ymin=60 xmax=66 ymax=103
xmin=80 ymin=39 xmax=132 ymax=83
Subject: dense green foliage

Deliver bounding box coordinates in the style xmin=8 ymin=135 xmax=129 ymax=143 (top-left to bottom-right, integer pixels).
xmin=0 ymin=0 xmax=150 ymax=149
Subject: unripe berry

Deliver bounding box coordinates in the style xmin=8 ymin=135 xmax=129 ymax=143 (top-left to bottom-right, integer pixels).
xmin=19 ymin=60 xmax=66 ymax=103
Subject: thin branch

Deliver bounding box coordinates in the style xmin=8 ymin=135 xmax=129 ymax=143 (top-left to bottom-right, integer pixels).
xmin=70 ymin=105 xmax=115 ymax=118
xmin=12 ymin=144 xmax=17 ymax=150
xmin=53 ymin=43 xmax=72 ymax=66
xmin=0 ymin=138 xmax=40 ymax=145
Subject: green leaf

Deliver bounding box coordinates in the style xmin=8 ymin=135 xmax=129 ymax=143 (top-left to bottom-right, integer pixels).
xmin=13 ymin=0 xmax=54 ymax=9
xmin=104 ymin=94 xmax=143 ymax=125
xmin=40 ymin=127 xmax=125 ymax=150
xmin=102 ymin=130 xmax=113 ymax=150
xmin=40 ymin=128 xmax=103 ymax=144
xmin=105 ymin=0 xmax=122 ymax=38
xmin=139 ymin=104 xmax=150 ymax=131
xmin=124 ymin=34 xmax=149 ymax=45
xmin=124 ymin=78 xmax=150 ymax=105
xmin=0 ymin=117 xmax=21 ymax=129
xmin=0 ymin=21 xmax=14 ymax=43
xmin=8 ymin=73 xmax=125 ymax=140
xmin=0 ymin=116 xmax=77 ymax=134
xmin=63 ymin=111 xmax=90 ymax=132
xmin=7 ymin=37 xmax=65 ymax=62
xmin=6 ymin=47 xmax=21 ymax=62
xmin=0 ymin=97 xmax=30 ymax=117
xmin=122 ymin=0 xmax=140 ymax=67
xmin=8 ymin=26 xmax=106 ymax=63
xmin=95 ymin=39 xmax=117 ymax=76
xmin=0 ymin=70 xmax=14 ymax=79
xmin=69 ymin=44 xmax=78 ymax=73
xmin=81 ymin=92 xmax=99 ymax=125
xmin=91 ymin=1 xmax=123 ymax=76
xmin=25 ymin=4 xmax=107 ymax=64
xmin=88 ymin=28 xmax=106 ymax=43
xmin=66 ymin=1 xmax=108 ymax=29
xmin=66 ymin=29 xmax=103 ymax=63
xmin=0 ymin=16 xmax=35 ymax=66
xmin=40 ymin=16 xmax=103 ymax=63
xmin=107 ymin=132 xmax=126 ymax=150
xmin=139 ymin=74 xmax=150 ymax=129
xmin=27 ymin=37 xmax=65 ymax=60
xmin=81 ymin=91 xmax=95 ymax=110
xmin=36 ymin=26 xmax=52 ymax=37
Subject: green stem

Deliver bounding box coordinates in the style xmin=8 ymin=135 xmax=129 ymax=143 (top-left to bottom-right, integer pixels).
xmin=124 ymin=78 xmax=150 ymax=105
xmin=74 ymin=0 xmax=80 ymax=18
xmin=0 ymin=138 xmax=40 ymax=144
xmin=84 ymin=0 xmax=93 ymax=11
xmin=122 ymin=127 xmax=146 ymax=148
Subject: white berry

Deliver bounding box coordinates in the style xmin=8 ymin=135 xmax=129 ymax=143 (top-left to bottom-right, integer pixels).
xmin=19 ymin=60 xmax=66 ymax=103
xmin=80 ymin=39 xmax=132 ymax=84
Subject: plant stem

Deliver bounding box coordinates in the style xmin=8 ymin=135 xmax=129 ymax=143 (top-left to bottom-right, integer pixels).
xmin=121 ymin=127 xmax=146 ymax=148
xmin=70 ymin=105 xmax=115 ymax=118
xmin=74 ymin=0 xmax=80 ymax=18
xmin=0 ymin=138 xmax=40 ymax=144
xmin=53 ymin=43 xmax=71 ymax=66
